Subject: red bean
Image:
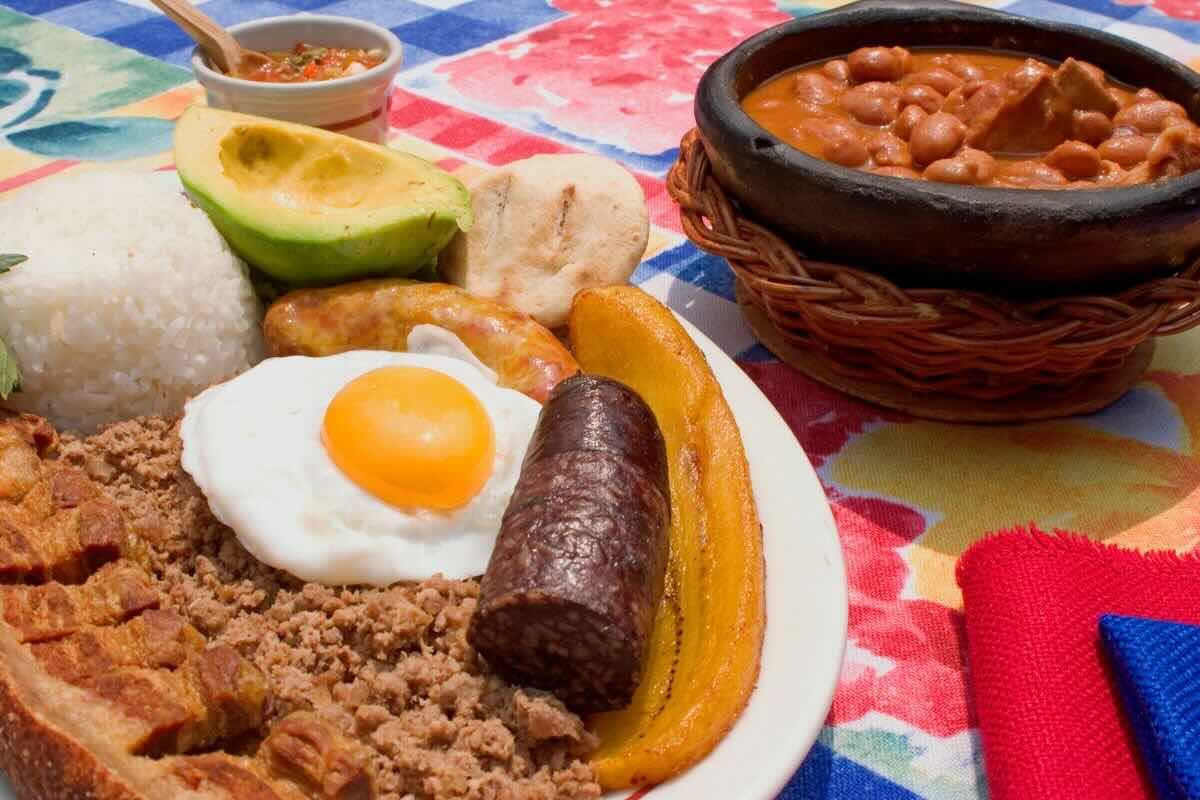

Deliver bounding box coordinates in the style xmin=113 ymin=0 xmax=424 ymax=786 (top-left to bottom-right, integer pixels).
xmin=963 ymin=148 xmax=997 ymax=179
xmin=792 ymin=72 xmax=840 ymax=105
xmin=867 ymin=131 xmax=912 ymax=167
xmin=840 ymin=82 xmax=901 ymax=125
xmin=902 ymin=68 xmax=963 ymax=96
xmin=822 ymin=59 xmax=851 ymax=84
xmin=847 ymin=47 xmax=912 ymax=83
xmin=942 ymin=55 xmax=986 ymax=82
xmin=1072 ymin=110 xmax=1113 ymax=146
xmin=1113 ymin=100 xmax=1189 ymax=134
xmin=994 ymin=160 xmax=1068 ymax=188
xmin=858 ymin=81 xmax=903 ymax=98
xmin=900 ymin=84 xmax=944 ymax=114
xmin=960 ymin=80 xmax=988 ymax=98
xmin=893 ymin=104 xmax=927 ymax=141
xmin=940 ymin=87 xmax=967 ymax=119
xmin=923 ymin=148 xmax=995 ymax=185
xmin=910 ymin=112 xmax=966 ymax=165
xmin=1098 ymin=134 xmax=1154 ymax=167
xmin=1045 ymin=140 xmax=1102 ymax=179
xmin=1093 ymin=160 xmax=1127 ymax=186
xmin=1133 ymin=88 xmax=1162 ymax=104
xmin=801 ymin=119 xmax=870 ymax=167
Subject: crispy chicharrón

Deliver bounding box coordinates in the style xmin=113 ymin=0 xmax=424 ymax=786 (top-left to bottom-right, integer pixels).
xmin=0 ymin=411 xmax=375 ymax=799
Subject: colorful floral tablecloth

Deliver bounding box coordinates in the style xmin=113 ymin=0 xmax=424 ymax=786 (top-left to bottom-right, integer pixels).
xmin=2 ymin=1 xmax=1199 ymax=798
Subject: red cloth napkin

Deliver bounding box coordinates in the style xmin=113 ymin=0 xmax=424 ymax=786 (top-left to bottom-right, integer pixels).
xmin=956 ymin=526 xmax=1200 ymax=800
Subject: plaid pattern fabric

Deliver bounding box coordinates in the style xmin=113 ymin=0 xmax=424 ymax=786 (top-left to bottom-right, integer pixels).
xmin=2 ymin=1 xmax=1200 ymax=798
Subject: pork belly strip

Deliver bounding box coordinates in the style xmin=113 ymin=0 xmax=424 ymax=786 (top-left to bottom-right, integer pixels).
xmin=1 ymin=561 xmax=159 ymax=644
xmin=76 ymin=645 xmax=268 ymax=756
xmin=31 ymin=609 xmax=205 ymax=682
xmin=0 ymin=411 xmax=125 ymax=584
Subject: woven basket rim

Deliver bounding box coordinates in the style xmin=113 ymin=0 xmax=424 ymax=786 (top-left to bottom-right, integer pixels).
xmin=667 ymin=128 xmax=1200 ymax=400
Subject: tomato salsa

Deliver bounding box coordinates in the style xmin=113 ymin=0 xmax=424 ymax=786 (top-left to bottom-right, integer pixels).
xmin=237 ymin=42 xmax=385 ymax=83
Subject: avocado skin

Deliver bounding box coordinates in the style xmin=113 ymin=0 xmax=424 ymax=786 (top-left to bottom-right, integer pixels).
xmin=181 ymin=178 xmax=463 ymax=287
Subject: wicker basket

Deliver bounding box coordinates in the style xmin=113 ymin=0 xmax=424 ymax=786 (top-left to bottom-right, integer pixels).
xmin=667 ymin=129 xmax=1200 ymax=421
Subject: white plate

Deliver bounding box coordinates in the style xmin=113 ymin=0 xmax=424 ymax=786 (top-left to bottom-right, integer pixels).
xmin=0 ymin=278 xmax=846 ymax=800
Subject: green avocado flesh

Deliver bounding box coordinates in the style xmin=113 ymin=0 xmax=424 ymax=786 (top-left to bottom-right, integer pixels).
xmin=173 ymin=105 xmax=472 ymax=286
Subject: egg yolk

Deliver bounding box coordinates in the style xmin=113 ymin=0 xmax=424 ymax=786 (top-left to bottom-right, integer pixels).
xmin=321 ymin=367 xmax=496 ymax=511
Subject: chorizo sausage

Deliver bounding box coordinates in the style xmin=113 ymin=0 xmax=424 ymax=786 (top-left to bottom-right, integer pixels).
xmin=263 ymin=280 xmax=579 ymax=404
xmin=468 ymin=375 xmax=670 ymax=712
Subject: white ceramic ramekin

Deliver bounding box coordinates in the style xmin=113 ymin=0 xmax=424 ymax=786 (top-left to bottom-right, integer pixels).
xmin=191 ymin=15 xmax=403 ymax=143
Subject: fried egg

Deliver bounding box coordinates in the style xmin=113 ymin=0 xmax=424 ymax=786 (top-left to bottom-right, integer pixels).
xmin=179 ymin=327 xmax=541 ymax=586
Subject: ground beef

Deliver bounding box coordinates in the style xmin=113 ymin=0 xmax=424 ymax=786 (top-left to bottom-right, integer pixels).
xmin=57 ymin=417 xmax=602 ymax=800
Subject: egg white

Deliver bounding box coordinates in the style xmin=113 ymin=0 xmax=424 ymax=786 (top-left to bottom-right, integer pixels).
xmin=179 ymin=340 xmax=542 ymax=586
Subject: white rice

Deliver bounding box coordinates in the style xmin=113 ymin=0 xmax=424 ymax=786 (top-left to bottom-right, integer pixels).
xmin=0 ymin=171 xmax=264 ymax=433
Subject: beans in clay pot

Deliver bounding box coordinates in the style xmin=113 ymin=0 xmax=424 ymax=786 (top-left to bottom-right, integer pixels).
xmin=742 ymin=47 xmax=1200 ymax=188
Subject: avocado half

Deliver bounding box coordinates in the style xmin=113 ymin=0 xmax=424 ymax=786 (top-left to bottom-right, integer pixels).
xmin=174 ymin=105 xmax=472 ymax=286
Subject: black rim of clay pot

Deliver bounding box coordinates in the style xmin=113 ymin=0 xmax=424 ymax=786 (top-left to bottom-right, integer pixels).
xmin=694 ymin=0 xmax=1200 ymax=287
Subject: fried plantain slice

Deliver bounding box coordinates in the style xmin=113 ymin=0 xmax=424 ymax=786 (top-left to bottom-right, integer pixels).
xmin=568 ymin=286 xmax=766 ymax=790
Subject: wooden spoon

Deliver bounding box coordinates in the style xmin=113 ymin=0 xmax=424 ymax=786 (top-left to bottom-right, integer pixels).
xmin=149 ymin=0 xmax=270 ymax=76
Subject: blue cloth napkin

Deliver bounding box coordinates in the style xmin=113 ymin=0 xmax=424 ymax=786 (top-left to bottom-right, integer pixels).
xmin=1100 ymin=614 xmax=1200 ymax=800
